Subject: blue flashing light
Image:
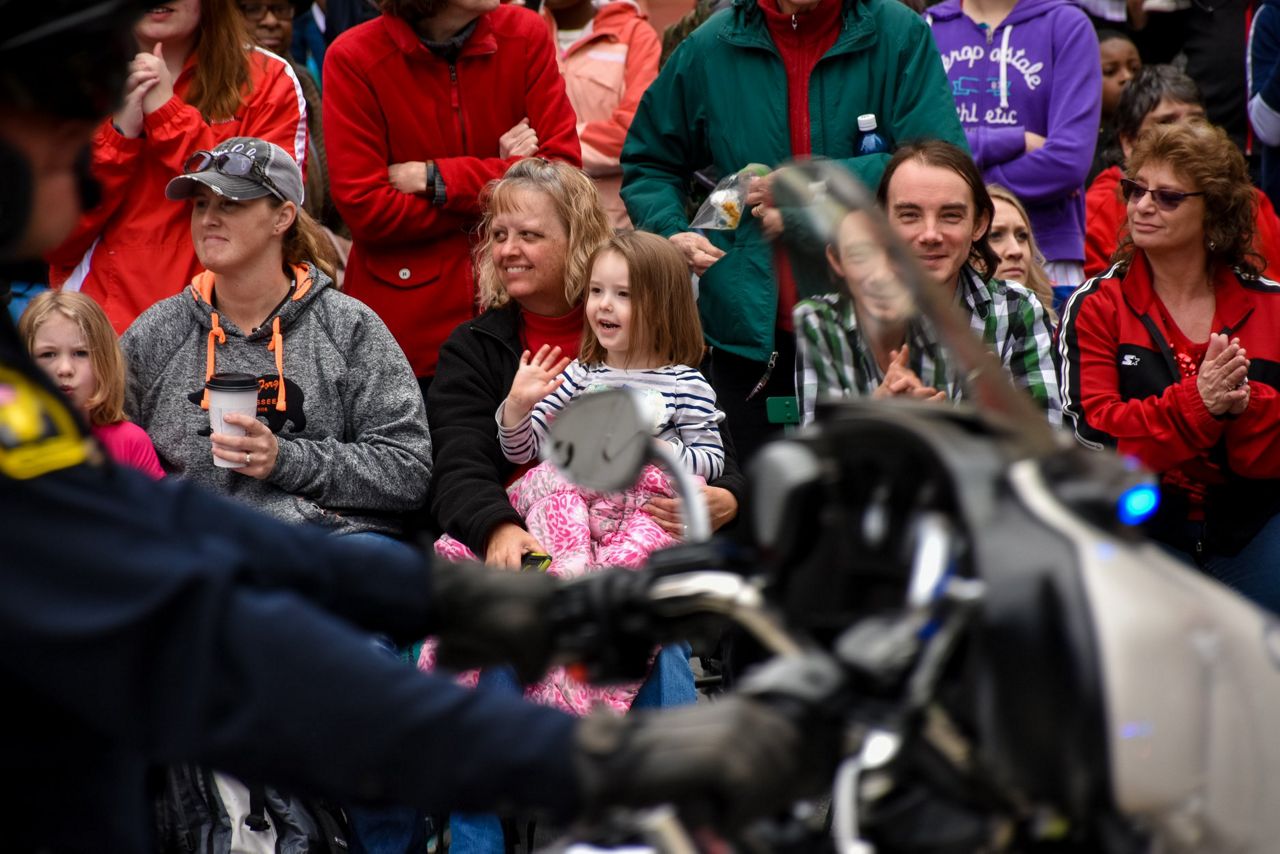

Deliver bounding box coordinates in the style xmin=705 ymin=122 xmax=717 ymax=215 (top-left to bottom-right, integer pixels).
xmin=1117 ymin=483 xmax=1160 ymax=526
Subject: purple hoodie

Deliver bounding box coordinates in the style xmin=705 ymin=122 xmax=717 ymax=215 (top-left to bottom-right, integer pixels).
xmin=926 ymin=0 xmax=1101 ymax=264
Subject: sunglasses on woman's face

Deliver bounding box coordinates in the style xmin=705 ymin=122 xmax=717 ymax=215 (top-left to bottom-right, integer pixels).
xmin=1120 ymin=178 xmax=1205 ymax=211
xmin=183 ymin=150 xmax=286 ymax=202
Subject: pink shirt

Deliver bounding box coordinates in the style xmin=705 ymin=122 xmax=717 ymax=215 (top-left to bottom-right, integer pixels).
xmin=92 ymin=421 xmax=165 ymax=480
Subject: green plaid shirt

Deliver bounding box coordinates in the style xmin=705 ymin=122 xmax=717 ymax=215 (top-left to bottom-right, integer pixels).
xmin=793 ymin=266 xmax=1061 ymax=425
xmin=793 ymin=293 xmax=955 ymax=425
xmin=947 ymin=265 xmax=1061 ymax=425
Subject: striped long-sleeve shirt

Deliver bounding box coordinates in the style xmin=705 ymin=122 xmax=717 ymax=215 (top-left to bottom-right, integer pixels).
xmin=498 ymin=360 xmax=725 ymax=480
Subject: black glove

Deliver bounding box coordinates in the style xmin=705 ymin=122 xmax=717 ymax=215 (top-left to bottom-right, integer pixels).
xmin=546 ymin=566 xmax=658 ymax=683
xmin=547 ymin=554 xmax=740 ymax=683
xmin=432 ymin=564 xmax=669 ymax=685
xmin=429 ymin=561 xmax=558 ymax=684
xmin=572 ymin=696 xmax=801 ymax=828
xmin=573 ymin=652 xmax=846 ymax=828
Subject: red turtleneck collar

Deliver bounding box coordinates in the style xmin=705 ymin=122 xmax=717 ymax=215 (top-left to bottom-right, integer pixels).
xmin=758 ymin=0 xmax=841 ymax=329
xmin=520 ymin=302 xmax=586 ymax=360
xmin=756 ymin=0 xmax=841 ymax=158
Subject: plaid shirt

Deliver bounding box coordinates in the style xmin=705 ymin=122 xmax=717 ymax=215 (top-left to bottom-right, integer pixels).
xmin=794 ymin=293 xmax=955 ymax=425
xmin=793 ymin=266 xmax=1061 ymax=425
xmin=943 ymin=265 xmax=1061 ymax=425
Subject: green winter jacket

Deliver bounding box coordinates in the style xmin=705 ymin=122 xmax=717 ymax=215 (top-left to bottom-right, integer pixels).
xmin=621 ymin=0 xmax=967 ymax=362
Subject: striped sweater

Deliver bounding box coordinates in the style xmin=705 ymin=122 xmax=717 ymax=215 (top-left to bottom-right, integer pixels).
xmin=497 ymin=360 xmax=725 ymax=480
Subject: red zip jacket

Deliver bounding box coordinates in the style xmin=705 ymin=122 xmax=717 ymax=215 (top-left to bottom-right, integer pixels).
xmin=1058 ymin=254 xmax=1280 ymax=554
xmin=323 ymin=8 xmax=582 ymax=378
xmin=46 ymin=47 xmax=308 ymax=334
xmin=1084 ymin=165 xmax=1280 ymax=279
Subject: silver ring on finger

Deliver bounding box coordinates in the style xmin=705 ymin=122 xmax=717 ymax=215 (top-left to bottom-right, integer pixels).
xmin=245 ymin=451 xmax=253 ymax=465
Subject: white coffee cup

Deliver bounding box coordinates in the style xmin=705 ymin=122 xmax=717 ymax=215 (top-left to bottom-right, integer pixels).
xmin=206 ymin=372 xmax=260 ymax=468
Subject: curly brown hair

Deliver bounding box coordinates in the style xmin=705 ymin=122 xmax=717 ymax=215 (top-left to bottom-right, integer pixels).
xmin=1119 ymin=121 xmax=1262 ymax=277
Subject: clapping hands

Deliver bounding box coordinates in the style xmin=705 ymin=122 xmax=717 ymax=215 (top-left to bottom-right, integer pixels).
xmin=873 ymin=345 xmax=946 ymax=402
xmin=113 ymin=42 xmax=177 ymax=138
xmin=1197 ymin=333 xmax=1251 ymax=416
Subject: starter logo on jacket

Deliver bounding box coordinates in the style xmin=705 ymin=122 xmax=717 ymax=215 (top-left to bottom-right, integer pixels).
xmin=187 ymin=374 xmax=307 ymax=435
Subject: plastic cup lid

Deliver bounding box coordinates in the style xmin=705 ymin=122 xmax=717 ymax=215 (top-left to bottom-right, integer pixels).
xmin=206 ymin=372 xmax=260 ymax=392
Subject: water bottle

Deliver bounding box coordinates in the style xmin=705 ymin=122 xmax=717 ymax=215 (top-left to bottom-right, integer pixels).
xmin=857 ymin=113 xmax=888 ymax=156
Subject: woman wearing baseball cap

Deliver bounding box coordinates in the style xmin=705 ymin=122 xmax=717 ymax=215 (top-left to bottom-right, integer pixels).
xmin=120 ymin=137 xmax=433 ymax=545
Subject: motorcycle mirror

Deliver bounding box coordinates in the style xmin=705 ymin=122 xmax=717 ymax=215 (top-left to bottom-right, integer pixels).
xmin=545 ymin=389 xmax=651 ymax=493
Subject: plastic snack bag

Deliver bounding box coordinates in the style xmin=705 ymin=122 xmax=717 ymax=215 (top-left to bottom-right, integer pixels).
xmin=689 ymin=163 xmax=771 ymax=230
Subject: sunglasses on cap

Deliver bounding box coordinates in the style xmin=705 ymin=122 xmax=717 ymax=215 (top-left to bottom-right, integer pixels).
xmin=1119 ymin=178 xmax=1205 ymax=212
xmin=183 ymin=149 xmax=286 ymax=201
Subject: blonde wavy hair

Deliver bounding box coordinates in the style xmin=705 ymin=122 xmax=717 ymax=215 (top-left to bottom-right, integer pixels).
xmin=986 ymin=184 xmax=1057 ymax=323
xmin=18 ymin=291 xmax=127 ymax=427
xmin=474 ymin=159 xmax=614 ymax=311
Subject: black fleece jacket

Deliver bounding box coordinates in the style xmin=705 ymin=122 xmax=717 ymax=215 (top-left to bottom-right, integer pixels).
xmin=428 ymin=303 xmax=748 ymax=555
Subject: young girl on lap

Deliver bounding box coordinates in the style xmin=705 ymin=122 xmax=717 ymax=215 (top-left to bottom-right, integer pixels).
xmin=499 ymin=229 xmax=725 ymax=488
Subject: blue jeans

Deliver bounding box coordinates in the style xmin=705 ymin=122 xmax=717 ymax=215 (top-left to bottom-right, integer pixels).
xmin=1201 ymin=514 xmax=1280 ymax=614
xmin=1164 ymin=514 xmax=1280 ymax=614
xmin=448 ymin=645 xmax=696 ymax=853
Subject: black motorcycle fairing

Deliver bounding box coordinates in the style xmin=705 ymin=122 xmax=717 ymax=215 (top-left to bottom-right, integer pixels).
xmin=754 ymin=400 xmax=1122 ymax=846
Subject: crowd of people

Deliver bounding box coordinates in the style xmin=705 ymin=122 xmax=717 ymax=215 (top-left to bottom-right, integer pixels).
xmin=9 ymin=0 xmax=1280 ymax=849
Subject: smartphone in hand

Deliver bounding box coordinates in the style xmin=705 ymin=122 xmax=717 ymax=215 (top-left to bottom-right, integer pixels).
xmin=520 ymin=551 xmax=552 ymax=572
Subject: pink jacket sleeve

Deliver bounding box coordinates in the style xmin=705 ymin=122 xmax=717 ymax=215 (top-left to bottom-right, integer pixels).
xmin=578 ymin=19 xmax=660 ymax=173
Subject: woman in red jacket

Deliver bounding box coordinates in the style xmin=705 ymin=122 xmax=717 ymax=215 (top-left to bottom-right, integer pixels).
xmin=46 ymin=0 xmax=308 ymax=334
xmin=1060 ymin=121 xmax=1280 ymax=612
xmin=323 ymin=0 xmax=582 ymax=397
xmin=1084 ymin=65 xmax=1280 ymax=280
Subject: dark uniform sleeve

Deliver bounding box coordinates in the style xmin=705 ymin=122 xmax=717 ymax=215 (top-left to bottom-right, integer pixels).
xmin=0 ymin=460 xmax=580 ymax=814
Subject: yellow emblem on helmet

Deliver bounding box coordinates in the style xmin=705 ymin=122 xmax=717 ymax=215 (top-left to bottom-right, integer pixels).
xmin=0 ymin=366 xmax=93 ymax=479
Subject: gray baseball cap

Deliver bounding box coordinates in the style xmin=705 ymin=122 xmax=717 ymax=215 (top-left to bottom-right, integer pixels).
xmin=166 ymin=137 xmax=304 ymax=206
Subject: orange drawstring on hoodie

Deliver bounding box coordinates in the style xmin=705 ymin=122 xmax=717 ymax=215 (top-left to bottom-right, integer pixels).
xmin=267 ymin=317 xmax=286 ymax=412
xmin=192 ymin=265 xmax=315 ymax=411
xmin=201 ymin=312 xmax=226 ymax=410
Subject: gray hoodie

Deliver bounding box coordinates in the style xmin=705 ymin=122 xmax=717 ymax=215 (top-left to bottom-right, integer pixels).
xmin=122 ymin=264 xmax=431 ymax=536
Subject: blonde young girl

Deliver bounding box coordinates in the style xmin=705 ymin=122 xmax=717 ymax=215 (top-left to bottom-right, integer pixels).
xmin=19 ymin=291 xmax=164 ymax=479
xmin=499 ymin=230 xmax=725 ymax=481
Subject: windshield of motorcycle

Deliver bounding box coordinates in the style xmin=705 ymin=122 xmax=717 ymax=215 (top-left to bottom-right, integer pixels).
xmin=766 ymin=158 xmax=1058 ymax=457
